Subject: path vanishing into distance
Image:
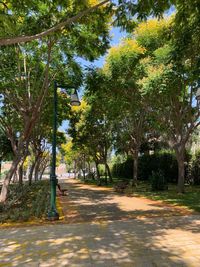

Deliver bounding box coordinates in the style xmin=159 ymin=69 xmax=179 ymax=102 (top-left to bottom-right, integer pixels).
xmin=1 ymin=179 xmax=200 ymax=267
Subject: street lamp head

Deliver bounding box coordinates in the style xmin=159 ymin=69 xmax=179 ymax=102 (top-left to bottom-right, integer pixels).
xmin=70 ymin=89 xmax=81 ymax=106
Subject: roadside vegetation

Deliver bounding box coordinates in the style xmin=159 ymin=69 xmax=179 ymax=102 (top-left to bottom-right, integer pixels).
xmin=0 ymin=181 xmax=50 ymax=224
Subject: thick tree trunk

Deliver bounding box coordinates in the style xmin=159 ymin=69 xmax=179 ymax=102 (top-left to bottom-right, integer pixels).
xmin=176 ymin=149 xmax=185 ymax=193
xmin=18 ymin=164 xmax=23 ymax=185
xmin=0 ymin=154 xmax=21 ymax=202
xmin=28 ymin=162 xmax=36 ymax=185
xmin=87 ymin=161 xmax=91 ymax=174
xmin=34 ymin=158 xmax=40 ymax=181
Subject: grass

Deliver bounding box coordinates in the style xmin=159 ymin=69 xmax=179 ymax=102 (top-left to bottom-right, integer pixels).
xmin=133 ymin=182 xmax=200 ymax=212
xmin=0 ymin=180 xmax=50 ymax=223
xmin=80 ymin=177 xmax=200 ymax=213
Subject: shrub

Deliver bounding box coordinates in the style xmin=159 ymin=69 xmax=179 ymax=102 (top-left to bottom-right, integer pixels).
xmin=112 ymin=157 xmax=133 ymax=179
xmin=150 ymin=170 xmax=168 ymax=191
xmin=0 ymin=180 xmax=50 ymax=223
xmin=138 ymin=152 xmax=178 ymax=183
xmin=112 ymin=152 xmax=178 ymax=182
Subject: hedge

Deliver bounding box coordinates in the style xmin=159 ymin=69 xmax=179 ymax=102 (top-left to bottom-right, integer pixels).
xmin=112 ymin=152 xmax=180 ymax=183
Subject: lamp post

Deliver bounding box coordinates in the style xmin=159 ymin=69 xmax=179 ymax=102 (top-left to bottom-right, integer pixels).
xmin=47 ymin=81 xmax=80 ymax=221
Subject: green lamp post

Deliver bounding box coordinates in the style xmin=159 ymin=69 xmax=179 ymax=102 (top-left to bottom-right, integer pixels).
xmin=47 ymin=81 xmax=80 ymax=221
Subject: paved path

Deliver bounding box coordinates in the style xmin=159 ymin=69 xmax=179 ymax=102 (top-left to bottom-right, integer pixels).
xmin=1 ymin=179 xmax=200 ymax=267
xmin=59 ymin=179 xmax=194 ymax=223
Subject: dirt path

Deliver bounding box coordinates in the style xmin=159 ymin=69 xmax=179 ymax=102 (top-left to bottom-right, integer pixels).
xmin=58 ymin=179 xmax=195 ymax=224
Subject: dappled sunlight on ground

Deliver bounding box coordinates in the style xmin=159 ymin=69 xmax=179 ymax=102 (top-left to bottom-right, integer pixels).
xmin=1 ymin=216 xmax=200 ymax=266
xmin=1 ymin=179 xmax=200 ymax=266
xmin=58 ymin=179 xmax=195 ymax=224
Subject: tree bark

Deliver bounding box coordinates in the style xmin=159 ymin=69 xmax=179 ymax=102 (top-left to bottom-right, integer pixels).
xmin=95 ymin=161 xmax=101 ymax=185
xmin=74 ymin=160 xmax=77 ymax=179
xmin=28 ymin=161 xmax=36 ymax=186
xmin=105 ymin=163 xmax=112 ymax=183
xmin=0 ymin=158 xmax=2 ymax=177
xmin=175 ymin=149 xmax=185 ymax=193
xmin=39 ymin=164 xmax=47 ymax=180
xmin=34 ymin=158 xmax=40 ymax=181
xmin=0 ymin=154 xmax=22 ymax=202
xmin=18 ymin=164 xmax=23 ymax=185
xmin=132 ymin=152 xmax=138 ymax=187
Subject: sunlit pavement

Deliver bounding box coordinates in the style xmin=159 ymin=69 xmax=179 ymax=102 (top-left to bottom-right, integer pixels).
xmin=1 ymin=215 xmax=200 ymax=267
xmin=1 ymin=179 xmax=200 ymax=266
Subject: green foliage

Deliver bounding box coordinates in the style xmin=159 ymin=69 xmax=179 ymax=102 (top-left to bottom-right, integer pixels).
xmin=112 ymin=152 xmax=179 ymax=183
xmin=112 ymin=157 xmax=133 ymax=179
xmin=0 ymin=128 xmax=13 ymax=161
xmin=0 ymin=181 xmax=50 ymax=223
xmin=139 ymin=152 xmax=178 ymax=183
xmin=150 ymin=170 xmax=168 ymax=191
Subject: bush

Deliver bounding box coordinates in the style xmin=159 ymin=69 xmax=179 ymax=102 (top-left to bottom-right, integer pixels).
xmin=112 ymin=152 xmax=178 ymax=183
xmin=0 ymin=180 xmax=50 ymax=223
xmin=150 ymin=170 xmax=168 ymax=191
xmin=112 ymin=157 xmax=133 ymax=179
xmin=138 ymin=152 xmax=178 ymax=183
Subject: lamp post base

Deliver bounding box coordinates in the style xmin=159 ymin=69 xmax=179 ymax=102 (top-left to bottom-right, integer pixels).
xmin=47 ymin=210 xmax=59 ymax=221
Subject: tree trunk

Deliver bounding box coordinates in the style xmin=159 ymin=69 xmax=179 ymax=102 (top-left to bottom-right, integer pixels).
xmin=28 ymin=162 xmax=36 ymax=186
xmin=34 ymin=158 xmax=40 ymax=181
xmin=131 ymin=152 xmax=138 ymax=187
xmin=39 ymin=164 xmax=47 ymax=180
xmin=176 ymin=149 xmax=185 ymax=193
xmin=0 ymin=158 xmax=2 ymax=177
xmin=0 ymin=154 xmax=22 ymax=202
xmin=105 ymin=163 xmax=112 ymax=183
xmin=95 ymin=161 xmax=101 ymax=185
xmin=104 ymin=165 xmax=108 ymax=185
xmin=74 ymin=160 xmax=77 ymax=179
xmin=87 ymin=161 xmax=91 ymax=174
xmin=18 ymin=164 xmax=23 ymax=185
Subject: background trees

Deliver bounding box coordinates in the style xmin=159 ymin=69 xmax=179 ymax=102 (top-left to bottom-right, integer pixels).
xmin=0 ymin=0 xmax=111 ymax=202
xmin=79 ymin=17 xmax=200 ymax=193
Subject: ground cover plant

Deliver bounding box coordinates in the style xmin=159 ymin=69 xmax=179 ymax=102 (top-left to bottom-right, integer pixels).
xmin=0 ymin=180 xmax=50 ymax=223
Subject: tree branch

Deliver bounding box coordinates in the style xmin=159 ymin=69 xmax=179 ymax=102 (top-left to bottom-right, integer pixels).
xmin=0 ymin=0 xmax=110 ymax=46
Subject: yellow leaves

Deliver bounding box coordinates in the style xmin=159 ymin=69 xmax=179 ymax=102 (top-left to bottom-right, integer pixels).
xmin=88 ymin=0 xmax=99 ymax=6
xmin=17 ymin=16 xmax=24 ymax=24
xmin=105 ymin=39 xmax=146 ymax=71
xmin=61 ymin=141 xmax=73 ymax=154
xmin=134 ymin=18 xmax=170 ymax=38
xmin=108 ymin=39 xmax=146 ymax=58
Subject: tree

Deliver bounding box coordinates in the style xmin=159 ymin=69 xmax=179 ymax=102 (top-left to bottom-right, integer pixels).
xmin=84 ymin=40 xmax=151 ymax=185
xmin=136 ymin=19 xmax=200 ymax=193
xmin=0 ymin=0 xmax=111 ymax=202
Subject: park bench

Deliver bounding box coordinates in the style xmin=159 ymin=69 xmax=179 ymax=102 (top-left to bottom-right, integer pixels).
xmin=114 ymin=180 xmax=129 ymax=193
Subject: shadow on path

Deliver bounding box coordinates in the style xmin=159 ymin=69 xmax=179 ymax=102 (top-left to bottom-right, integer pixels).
xmin=59 ymin=179 xmax=196 ymax=224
